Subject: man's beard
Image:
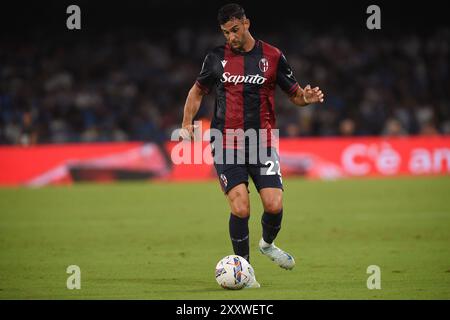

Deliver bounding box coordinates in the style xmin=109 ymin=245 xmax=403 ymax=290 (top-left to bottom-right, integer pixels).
xmin=230 ymin=41 xmax=244 ymax=53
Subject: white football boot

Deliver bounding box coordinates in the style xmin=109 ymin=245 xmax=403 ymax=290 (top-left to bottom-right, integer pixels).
xmin=244 ymin=264 xmax=261 ymax=288
xmin=259 ymin=238 xmax=295 ymax=270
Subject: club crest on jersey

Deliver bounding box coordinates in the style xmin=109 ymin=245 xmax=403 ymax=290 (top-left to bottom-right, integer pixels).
xmin=259 ymin=58 xmax=269 ymax=72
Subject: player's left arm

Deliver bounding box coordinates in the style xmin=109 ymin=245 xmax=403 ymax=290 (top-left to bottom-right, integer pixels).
xmin=276 ymin=52 xmax=325 ymax=106
xmin=289 ymin=85 xmax=324 ymax=107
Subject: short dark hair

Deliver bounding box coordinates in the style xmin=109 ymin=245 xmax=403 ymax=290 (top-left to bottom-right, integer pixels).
xmin=217 ymin=3 xmax=246 ymax=25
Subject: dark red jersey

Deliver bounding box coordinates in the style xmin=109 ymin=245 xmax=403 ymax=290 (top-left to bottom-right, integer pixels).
xmin=195 ymin=39 xmax=299 ymax=136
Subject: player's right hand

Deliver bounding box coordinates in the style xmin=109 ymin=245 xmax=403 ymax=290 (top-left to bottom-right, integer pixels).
xmin=180 ymin=124 xmax=199 ymax=141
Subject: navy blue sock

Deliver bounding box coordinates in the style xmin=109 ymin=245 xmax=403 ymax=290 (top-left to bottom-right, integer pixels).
xmin=261 ymin=209 xmax=283 ymax=244
xmin=229 ymin=213 xmax=250 ymax=263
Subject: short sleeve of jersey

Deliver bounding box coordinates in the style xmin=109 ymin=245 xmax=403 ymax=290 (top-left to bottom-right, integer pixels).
xmin=195 ymin=53 xmax=219 ymax=94
xmin=277 ymin=53 xmax=300 ymax=96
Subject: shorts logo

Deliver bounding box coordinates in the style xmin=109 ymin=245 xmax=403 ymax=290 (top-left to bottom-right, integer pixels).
xmin=259 ymin=58 xmax=269 ymax=72
xmin=220 ymin=174 xmax=228 ymax=187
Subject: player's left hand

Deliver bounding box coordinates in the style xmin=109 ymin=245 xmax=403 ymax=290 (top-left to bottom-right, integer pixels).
xmin=303 ymin=85 xmax=324 ymax=104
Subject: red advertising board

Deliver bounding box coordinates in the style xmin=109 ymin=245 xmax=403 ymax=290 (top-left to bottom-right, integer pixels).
xmin=278 ymin=136 xmax=450 ymax=179
xmin=0 ymin=142 xmax=170 ymax=186
xmin=0 ymin=136 xmax=449 ymax=186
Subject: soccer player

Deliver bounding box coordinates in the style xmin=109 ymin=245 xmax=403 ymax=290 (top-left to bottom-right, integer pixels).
xmin=180 ymin=3 xmax=324 ymax=287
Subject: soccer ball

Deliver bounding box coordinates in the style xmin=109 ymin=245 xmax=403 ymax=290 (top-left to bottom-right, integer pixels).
xmin=215 ymin=255 xmax=253 ymax=290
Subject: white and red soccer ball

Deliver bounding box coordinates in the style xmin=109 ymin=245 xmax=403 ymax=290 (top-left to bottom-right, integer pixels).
xmin=215 ymin=255 xmax=254 ymax=290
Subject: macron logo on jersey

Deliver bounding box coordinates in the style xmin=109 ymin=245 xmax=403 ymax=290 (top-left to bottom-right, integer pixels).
xmin=287 ymin=69 xmax=294 ymax=80
xmin=221 ymin=60 xmax=227 ymax=68
xmin=220 ymin=72 xmax=267 ymax=85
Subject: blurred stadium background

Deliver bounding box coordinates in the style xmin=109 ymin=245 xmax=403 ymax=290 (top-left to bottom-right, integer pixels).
xmin=0 ymin=0 xmax=449 ymax=299
xmin=1 ymin=0 xmax=449 ymax=146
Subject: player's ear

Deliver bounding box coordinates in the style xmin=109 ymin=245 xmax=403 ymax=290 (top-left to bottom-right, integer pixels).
xmin=243 ymin=18 xmax=250 ymax=31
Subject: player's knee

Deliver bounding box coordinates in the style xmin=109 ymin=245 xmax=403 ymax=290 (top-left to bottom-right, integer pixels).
xmin=232 ymin=202 xmax=250 ymax=218
xmin=228 ymin=185 xmax=250 ymax=218
xmin=263 ymin=197 xmax=283 ymax=214
xmin=260 ymin=188 xmax=283 ymax=214
xmin=264 ymin=203 xmax=282 ymax=214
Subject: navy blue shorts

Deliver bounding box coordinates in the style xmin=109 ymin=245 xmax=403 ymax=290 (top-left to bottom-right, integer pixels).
xmin=213 ymin=147 xmax=283 ymax=194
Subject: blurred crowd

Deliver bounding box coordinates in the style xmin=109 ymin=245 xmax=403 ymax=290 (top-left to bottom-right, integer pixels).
xmin=1 ymin=27 xmax=449 ymax=145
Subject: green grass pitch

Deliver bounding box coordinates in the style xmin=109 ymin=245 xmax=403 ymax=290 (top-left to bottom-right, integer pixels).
xmin=0 ymin=176 xmax=449 ymax=299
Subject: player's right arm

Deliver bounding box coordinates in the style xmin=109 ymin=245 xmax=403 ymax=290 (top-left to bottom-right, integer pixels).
xmin=180 ymin=52 xmax=219 ymax=140
xmin=180 ymin=84 xmax=205 ymax=140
